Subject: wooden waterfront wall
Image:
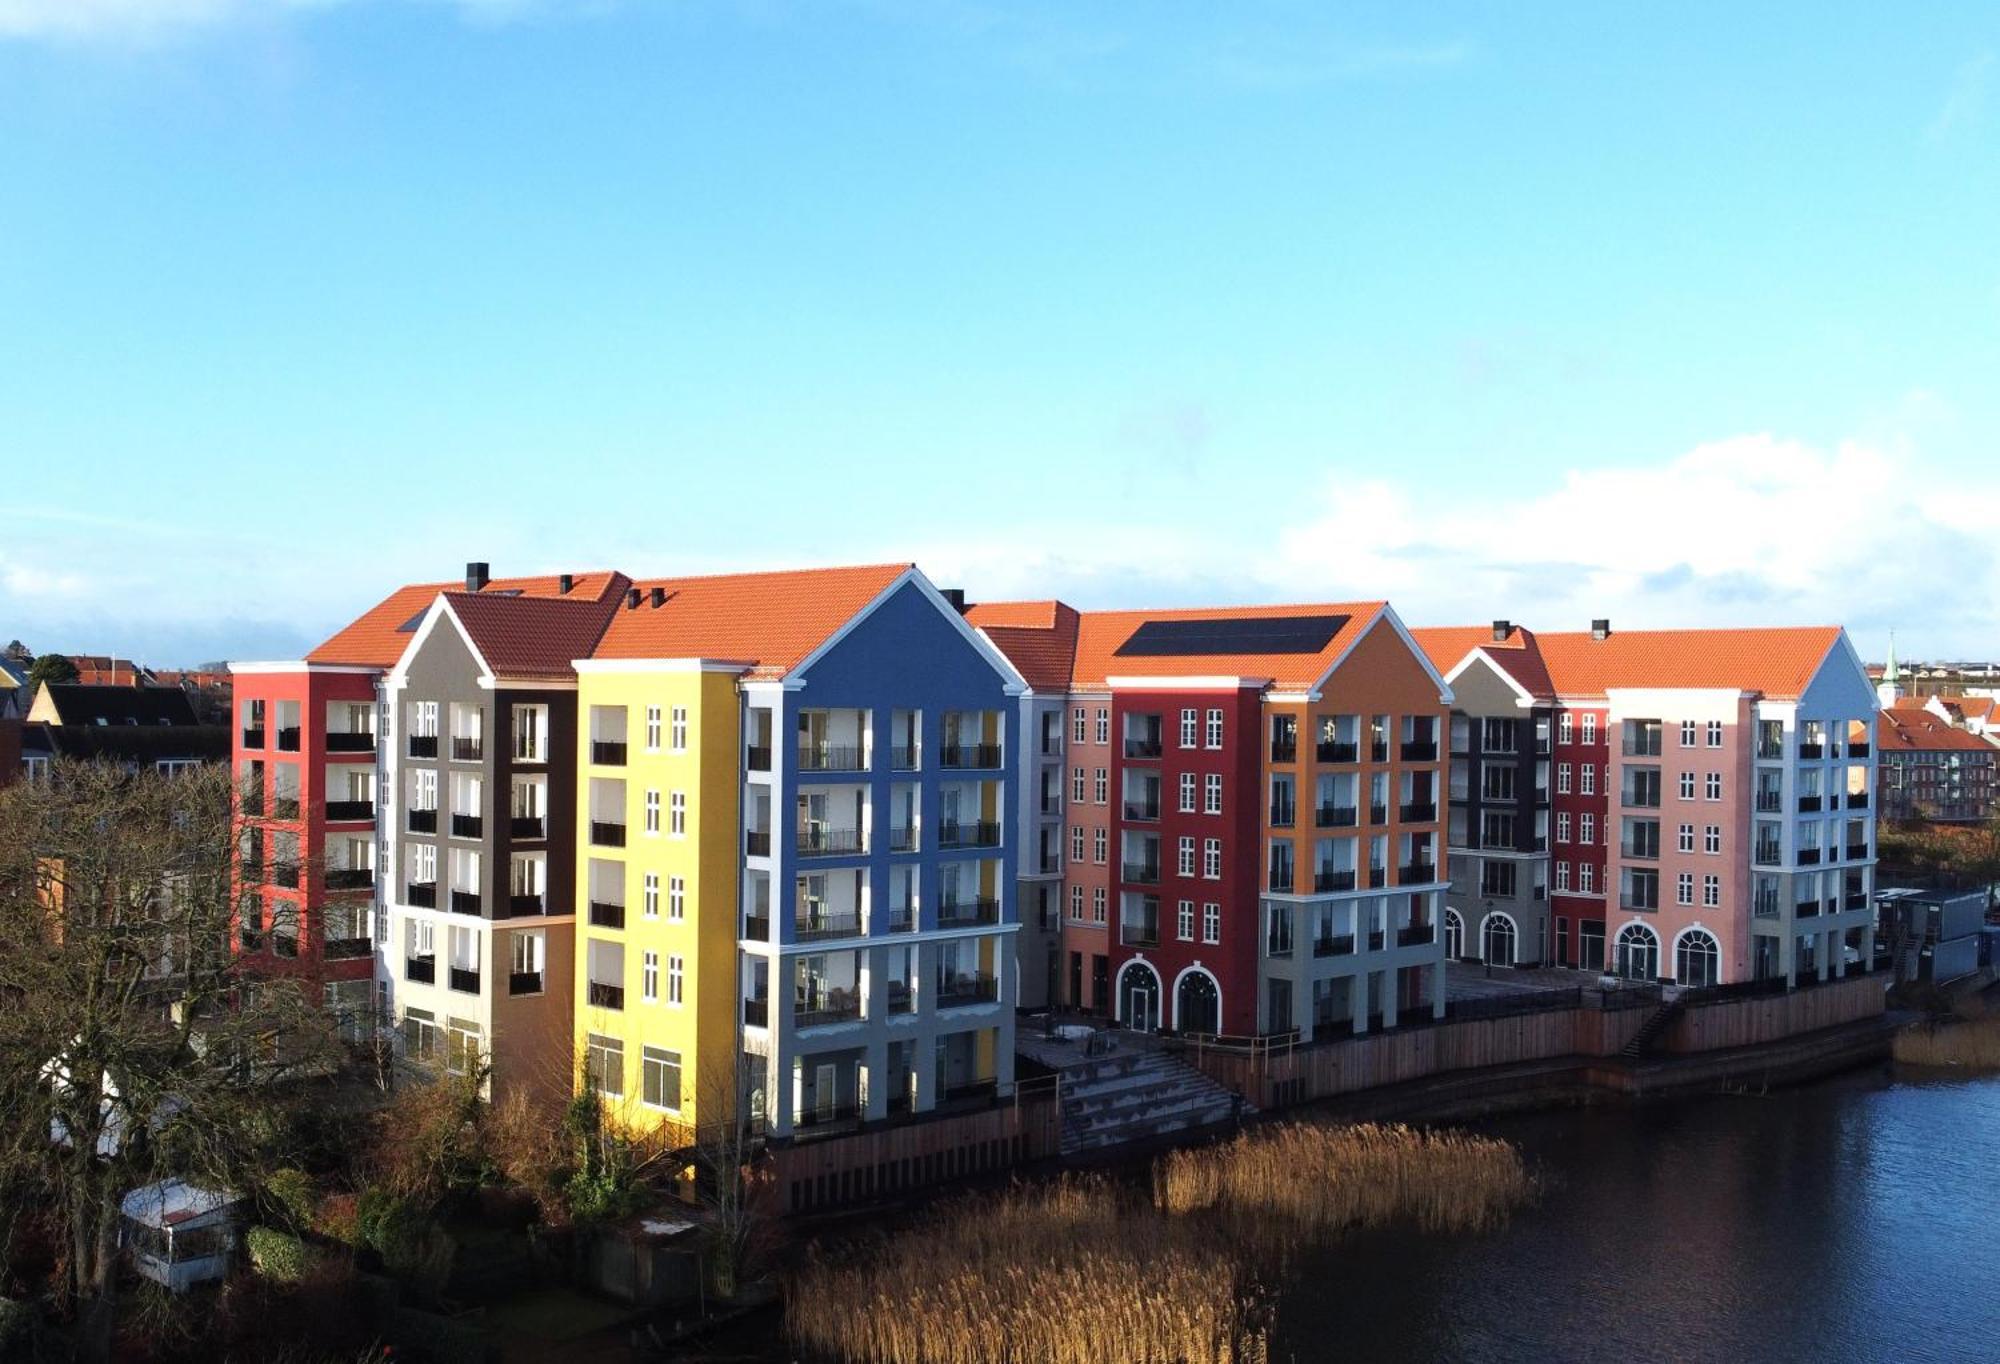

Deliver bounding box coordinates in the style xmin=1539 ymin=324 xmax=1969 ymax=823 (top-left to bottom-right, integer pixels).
xmin=1665 ymin=973 xmax=1883 ymax=1054
xmin=767 ymin=1090 xmax=1062 ymax=1215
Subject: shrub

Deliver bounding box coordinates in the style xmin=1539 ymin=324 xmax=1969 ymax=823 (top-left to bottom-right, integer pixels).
xmin=315 ymin=1191 xmax=362 ymax=1247
xmin=247 ymin=1225 xmax=310 ymax=1283
xmin=266 ymin=1167 xmax=317 ymax=1232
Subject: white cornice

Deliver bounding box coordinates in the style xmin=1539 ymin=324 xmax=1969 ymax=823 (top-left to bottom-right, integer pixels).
xmin=1104 ymin=675 xmax=1272 ymax=691
xmin=574 ymin=658 xmax=756 ymax=675
xmin=229 ymin=662 xmax=383 ymax=676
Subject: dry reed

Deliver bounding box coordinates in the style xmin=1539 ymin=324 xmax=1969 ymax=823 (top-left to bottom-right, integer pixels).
xmin=1894 ymin=1015 xmax=2000 ymax=1070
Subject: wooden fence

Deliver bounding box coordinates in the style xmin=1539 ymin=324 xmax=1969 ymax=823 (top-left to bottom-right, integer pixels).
xmin=1666 ymin=972 xmax=1882 ymax=1053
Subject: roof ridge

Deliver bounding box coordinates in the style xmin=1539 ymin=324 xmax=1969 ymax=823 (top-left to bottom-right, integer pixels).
xmin=621 ymin=561 xmax=915 ymax=589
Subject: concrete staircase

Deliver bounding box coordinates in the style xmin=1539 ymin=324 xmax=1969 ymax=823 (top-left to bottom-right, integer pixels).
xmin=1620 ymin=997 xmax=1688 ymax=1059
xmin=1057 ymin=1049 xmax=1252 ymax=1156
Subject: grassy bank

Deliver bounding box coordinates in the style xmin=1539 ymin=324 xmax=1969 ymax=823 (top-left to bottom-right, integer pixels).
xmin=785 ymin=1122 xmax=1531 ymax=1364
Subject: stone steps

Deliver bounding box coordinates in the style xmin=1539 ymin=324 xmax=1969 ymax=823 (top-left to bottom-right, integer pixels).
xmin=1057 ymin=1050 xmax=1252 ymax=1156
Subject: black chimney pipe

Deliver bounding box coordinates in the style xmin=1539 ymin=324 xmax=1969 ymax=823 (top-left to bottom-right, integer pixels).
xmin=466 ymin=561 xmax=490 ymax=592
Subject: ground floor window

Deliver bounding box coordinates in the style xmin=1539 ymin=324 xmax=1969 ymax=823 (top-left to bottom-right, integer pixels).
xmin=1676 ymin=929 xmax=1720 ymax=987
xmin=1482 ymin=913 xmax=1517 ymax=965
xmin=1578 ymin=921 xmax=1606 ymax=972
xmin=1444 ymin=908 xmax=1464 ymax=959
xmin=642 ymin=1046 xmax=682 ymax=1111
xmin=1616 ymin=923 xmax=1659 ymax=980
xmin=586 ymin=1033 xmax=624 ymax=1098
xmin=446 ymin=1017 xmax=481 ymax=1075
xmin=403 ymin=1006 xmax=436 ymax=1062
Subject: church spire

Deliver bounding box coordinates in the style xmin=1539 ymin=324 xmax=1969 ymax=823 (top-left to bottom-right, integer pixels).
xmin=1876 ymin=631 xmax=1902 ymax=708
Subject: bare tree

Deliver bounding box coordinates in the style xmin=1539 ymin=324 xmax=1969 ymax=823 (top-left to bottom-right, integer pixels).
xmin=0 ymin=761 xmax=343 ymax=1359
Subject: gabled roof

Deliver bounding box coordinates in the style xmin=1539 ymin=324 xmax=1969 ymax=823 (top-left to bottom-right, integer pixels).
xmin=1532 ymin=627 xmax=1845 ymax=701
xmin=29 ymin=683 xmax=201 ymax=728
xmin=308 ymin=572 xmax=626 ymax=668
xmin=589 ymin=564 xmax=914 ymax=680
xmin=441 ymin=579 xmax=629 ymax=682
xmin=1411 ymin=625 xmax=1556 ymax=702
xmin=1879 ymin=707 xmax=1997 ymax=754
xmin=966 ymin=602 xmax=1080 ymax=692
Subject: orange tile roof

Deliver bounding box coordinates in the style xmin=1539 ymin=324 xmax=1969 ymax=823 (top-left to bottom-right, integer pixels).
xmin=307 ymin=572 xmax=625 ymax=668
xmin=973 ymin=604 xmax=1081 ymax=692
xmin=1879 ymin=707 xmax=1997 ymax=753
xmin=589 ymin=563 xmax=912 ymax=679
xmin=1943 ymin=695 xmax=1998 ymax=724
xmin=1531 ymin=627 xmax=1845 ymax=701
xmin=964 ymin=600 xmax=1066 ymax=630
xmin=443 ymin=579 xmax=627 ymax=681
xmin=1411 ymin=625 xmax=1556 ymax=701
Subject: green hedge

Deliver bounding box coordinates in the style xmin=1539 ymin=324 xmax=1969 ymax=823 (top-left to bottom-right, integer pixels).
xmin=246 ymin=1225 xmax=309 ymax=1283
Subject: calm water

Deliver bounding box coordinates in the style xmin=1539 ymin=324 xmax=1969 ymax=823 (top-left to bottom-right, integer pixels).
xmin=1273 ymin=1068 xmax=2000 ymax=1363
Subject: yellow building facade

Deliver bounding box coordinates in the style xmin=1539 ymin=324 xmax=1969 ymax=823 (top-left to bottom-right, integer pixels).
xmin=572 ymin=661 xmax=744 ymax=1140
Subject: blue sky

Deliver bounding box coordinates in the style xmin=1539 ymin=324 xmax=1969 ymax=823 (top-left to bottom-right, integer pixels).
xmin=2 ymin=2 xmax=1996 ymax=664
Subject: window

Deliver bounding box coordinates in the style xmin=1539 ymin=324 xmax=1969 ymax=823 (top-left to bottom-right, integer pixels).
xmin=1579 ymin=862 xmax=1596 ymax=893
xmin=1204 ymin=774 xmax=1223 ymax=815
xmin=642 ymin=951 xmax=660 ymax=1003
xmin=1178 ymin=837 xmax=1197 ymax=877
xmin=586 ymin=1034 xmax=624 ymax=1098
xmin=1556 ymin=861 xmax=1571 ymax=892
xmin=643 ymin=872 xmax=660 ymax=918
xmin=1205 ymin=709 xmax=1225 ymax=749
xmin=1702 ymin=874 xmax=1720 ymax=908
xmin=669 ymin=875 xmax=685 ymax=920
xmin=1678 ymin=823 xmax=1695 ymax=853
xmin=1203 ymin=838 xmax=1222 ymax=879
xmin=1676 ymin=929 xmax=1719 ymax=987
xmin=642 ymin=1046 xmax=681 ymax=1111
xmin=1559 ymin=713 xmax=1573 ymax=744
xmin=1074 ymin=767 xmax=1087 ymax=802
xmin=1091 ymin=887 xmax=1106 ymax=922
xmin=1580 ymin=813 xmax=1596 ymax=846
xmin=1071 ymin=885 xmax=1085 ymax=921
xmin=671 ymin=706 xmax=688 ymax=752
xmin=1704 ymin=825 xmax=1721 ymax=855
xmin=1179 ymin=773 xmax=1197 ymax=813
xmin=1180 ymin=709 xmax=1199 ymax=748
xmin=1202 ymin=902 xmax=1221 ymax=944
xmin=1676 ymin=872 xmax=1694 ymax=906
xmin=645 ymin=706 xmax=662 ymax=752
xmin=1177 ymin=899 xmax=1195 ymax=941
xmin=1581 ymin=714 xmax=1597 ymax=745
xmin=1580 ymin=763 xmax=1596 ymax=795
xmin=668 ymin=954 xmax=684 ymax=1004
xmin=1072 ymin=826 xmax=1085 ymax=861
xmin=1557 ymin=762 xmax=1572 ymax=794
xmin=1681 ymin=720 xmax=1697 ymax=747
xmin=1557 ymin=811 xmax=1572 ymax=842
xmin=1705 ymin=772 xmax=1722 ymax=801
xmin=1093 ymin=829 xmax=1107 ymax=864
xmin=1707 ymin=720 xmax=1724 ymax=747
xmin=1094 ymin=769 xmax=1108 ymax=805
xmin=1073 ymin=708 xmax=1087 ymax=744
xmin=1679 ymin=772 xmax=1696 ymax=800
xmin=670 ymin=791 xmax=686 ymax=835
xmin=1095 ymin=708 xmax=1110 ymax=745
xmin=403 ymin=1006 xmax=437 ymax=1061
xmin=644 ymin=790 xmax=661 ymax=835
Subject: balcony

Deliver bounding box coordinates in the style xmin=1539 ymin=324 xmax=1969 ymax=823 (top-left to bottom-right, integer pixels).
xmin=587 ymin=981 xmax=624 ymax=1010
xmin=1397 ymin=923 xmax=1435 ymax=947
xmin=405 ymin=956 xmax=436 ymax=985
xmin=1315 ymin=869 xmax=1357 ymax=893
xmin=795 ymin=997 xmax=862 ymax=1028
xmin=326 ymin=799 xmax=374 ymax=823
xmin=271 ymin=861 xmax=301 ymax=889
xmin=451 ymin=737 xmax=482 ymax=762
xmin=591 ymin=741 xmax=627 ymax=766
xmin=241 ymin=726 xmax=264 ymax=749
xmin=1121 ymin=862 xmax=1161 ymax=886
xmin=746 ymin=744 xmax=772 ymax=772
xmin=590 ymin=821 xmax=627 ymax=848
xmin=1313 ymin=934 xmax=1355 ymax=957
xmin=1124 ymin=800 xmax=1161 ymax=822
xmin=891 ymin=746 xmax=920 ymax=770
xmin=938 ymin=898 xmax=1000 ymax=928
xmin=508 ymin=893 xmax=545 ymax=916
xmin=273 ymin=797 xmax=301 ymax=820
xmin=1621 ymin=841 xmax=1660 ymax=862
xmin=589 ymin=901 xmax=626 ymax=930
xmin=797 ymin=744 xmax=866 ymax=773
xmin=942 ymin=744 xmax=1003 ymax=769
xmin=1270 ymin=739 xmax=1298 ymax=764
xmin=1798 ymin=848 xmax=1822 ymax=866
xmin=450 ymin=890 xmax=481 ymax=915
xmin=407 ymin=809 xmax=438 ymax=835
xmin=1123 ymin=738 xmax=1163 ymax=761
xmin=508 ymin=971 xmax=543 ymax=996
xmin=1755 ymin=792 xmax=1782 ymax=813
xmin=325 ymin=732 xmax=374 ymax=754
xmin=1369 ymin=803 xmax=1388 ymax=824
xmin=746 ymin=829 xmax=771 ymax=856
xmin=1845 ymin=891 xmax=1869 ymax=911
xmin=1268 ymin=868 xmax=1294 ymax=894
xmin=936 ymin=975 xmax=1000 ymax=1008
xmin=937 ymin=821 xmax=1002 ymax=850
xmin=510 ymin=815 xmax=546 ymax=840
xmin=1270 ymin=803 xmax=1297 ymax=828
xmin=451 ymin=813 xmax=483 ymax=838
xmin=1798 ymin=795 xmax=1822 ymax=813
xmin=1400 ymin=801 xmax=1436 ymax=822
xmin=326 ymin=868 xmax=374 ymax=891
xmin=1849 ymin=742 xmax=1871 ymax=758
xmin=1121 ymin=918 xmax=1160 ymax=948
xmin=408 ymin=735 xmax=439 ymax=759
xmin=889 ymin=825 xmax=917 ymax=852
xmin=797 ymin=826 xmax=865 ymax=856
xmin=1367 ymin=929 xmax=1386 ymax=951
xmin=743 ymin=997 xmax=769 ymax=1028
xmin=1796 ymin=899 xmax=1820 ymax=918
xmin=1620 ymin=898 xmax=1659 ymax=914
xmin=1799 ymin=742 xmax=1824 ymax=759
xmin=448 ymin=966 xmax=480 ymax=994
xmin=1755 ymin=844 xmax=1783 ymax=867
xmin=276 ymin=727 xmax=301 ymax=752
xmin=1315 ymin=805 xmax=1357 ymax=828
xmin=1847 ymin=791 xmax=1869 ymax=809
xmin=1317 ymin=740 xmax=1358 ymax=763
xmin=886 ymin=908 xmax=914 ymax=933
xmin=406 ymin=881 xmax=438 ymax=908
xmin=1400 ymin=740 xmax=1438 ymax=762
xmin=324 ymin=937 xmax=372 ymax=961
xmin=794 ymin=910 xmax=862 ymax=942
xmin=1399 ymin=862 xmax=1436 ymax=884
xmin=1623 ymin=789 xmax=1661 ymax=810
xmin=886 ymin=982 xmax=915 ymax=1014
xmin=1371 ymin=742 xmax=1389 ymax=763
xmin=1367 ymin=867 xmax=1387 ymax=889
xmin=743 ymin=914 xmax=771 ymax=941
xmin=1845 ymin=843 xmax=1869 ymax=861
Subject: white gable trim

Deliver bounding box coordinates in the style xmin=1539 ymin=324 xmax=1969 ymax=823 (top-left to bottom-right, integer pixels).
xmin=385 ymin=597 xmax=491 ymax=689
xmin=1444 ymin=649 xmax=1539 ymax=710
xmin=1300 ymin=605 xmax=1454 ymax=705
xmin=787 ymin=566 xmax=1030 ymax=695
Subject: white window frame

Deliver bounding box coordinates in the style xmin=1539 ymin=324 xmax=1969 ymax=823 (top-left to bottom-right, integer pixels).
xmin=642 ymin=950 xmax=660 ymax=1004
xmin=645 ymin=705 xmax=662 ymax=753
xmin=1204 ymin=774 xmax=1222 ymax=815
xmin=1180 ymin=709 xmax=1199 ymax=749
xmin=671 ymin=705 xmax=688 ymax=752
xmin=644 ymin=789 xmax=660 ymax=835
xmin=1202 ymin=837 xmax=1222 ymax=879
xmin=670 ymin=791 xmax=687 ymax=836
xmin=1177 ymin=837 xmax=1196 ymax=877
xmin=1179 ymin=773 xmax=1197 ymax=813
xmin=1201 ymin=902 xmax=1221 ymax=944
xmin=1705 ymin=825 xmax=1721 ymax=855
xmin=1205 ymin=709 xmax=1224 ymax=749
xmin=670 ymin=875 xmax=685 ymax=920
xmin=643 ymin=872 xmax=660 ymax=918
xmin=668 ymin=954 xmax=684 ymax=1005
xmin=1177 ymin=899 xmax=1195 ymax=941
xmin=1705 ymin=772 xmax=1722 ymax=801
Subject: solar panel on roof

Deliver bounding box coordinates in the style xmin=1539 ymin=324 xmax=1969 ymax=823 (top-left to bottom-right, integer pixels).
xmin=396 ymin=610 xmax=427 ymax=633
xmin=1114 ymin=614 xmax=1349 ymax=657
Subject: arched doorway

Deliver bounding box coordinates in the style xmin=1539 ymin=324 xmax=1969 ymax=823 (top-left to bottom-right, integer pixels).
xmin=1481 ymin=912 xmax=1518 ymax=966
xmin=1444 ymin=909 xmax=1464 ymax=960
xmin=1615 ymin=923 xmax=1659 ymax=981
xmin=1117 ymin=960 xmax=1161 ymax=1032
xmin=1174 ymin=968 xmax=1221 ymax=1036
xmin=1675 ymin=928 xmax=1720 ymax=987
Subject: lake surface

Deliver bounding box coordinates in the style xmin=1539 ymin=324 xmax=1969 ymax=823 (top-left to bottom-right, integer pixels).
xmin=1273 ymin=1067 xmax=2000 ymax=1363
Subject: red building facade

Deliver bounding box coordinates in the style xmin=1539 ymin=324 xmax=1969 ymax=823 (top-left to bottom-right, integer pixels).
xmin=1548 ymin=702 xmax=1609 ymax=970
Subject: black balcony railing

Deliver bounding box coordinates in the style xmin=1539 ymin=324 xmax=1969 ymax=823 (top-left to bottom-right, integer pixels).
xmin=1371 ymin=741 xmax=1389 ymax=763
xmin=1399 ymin=862 xmax=1436 ymax=883
xmin=1798 ymin=848 xmax=1821 ymax=865
xmin=743 ymin=914 xmax=771 ymax=941
xmin=942 ymin=743 xmax=1003 ymax=768
xmin=886 ymin=982 xmax=915 ymax=1014
xmin=1798 ymin=795 xmax=1823 ymax=813
xmin=1268 ymin=868 xmax=1295 ymax=894
xmin=887 ymin=909 xmax=915 ymax=933
xmin=936 ymin=976 xmax=1000 ymax=1008
xmin=1799 ymin=742 xmax=1824 ymax=759
xmin=276 ymin=727 xmax=301 ymax=752
xmin=273 ymin=797 xmax=301 ymax=820
xmin=1755 ymin=844 xmax=1783 ymax=866
xmin=405 ymin=956 xmax=435 ymax=984
xmin=1756 ymin=792 xmax=1782 ymax=812
xmin=795 ymin=999 xmax=862 ymax=1028
xmin=1318 ymin=739 xmax=1359 ymax=763
xmin=1845 ymin=891 xmax=1869 ymax=910
xmin=938 ymin=898 xmax=1000 ymax=928
xmin=1271 ymin=739 xmax=1298 ymax=764
xmin=1269 ymin=803 xmax=1296 ymax=828
xmin=591 ymin=820 xmax=627 ymax=848
xmin=510 ymin=815 xmax=546 ymax=839
xmin=241 ymin=727 xmax=264 ymax=749
xmin=271 ymin=861 xmax=301 ymax=888
xmin=1401 ymin=740 xmax=1438 ymax=762
xmin=1367 ymin=930 xmax=1386 ymax=951
xmin=1367 ymin=867 xmax=1387 ymax=889
xmin=891 ymin=745 xmax=920 ymax=770
xmin=1368 ymin=803 xmax=1388 ymax=824
xmin=1123 ymin=737 xmax=1163 ymax=760
xmin=508 ymin=893 xmax=545 ymax=916
xmin=889 ymin=825 xmax=917 ymax=852
xmin=1400 ymin=801 xmax=1436 ymax=822
xmin=451 ymin=737 xmax=482 ymax=762
xmin=1621 ymin=841 xmax=1660 ymax=861
xmin=326 ymin=799 xmax=373 ymax=822
xmin=408 ymin=735 xmax=439 ymax=759
xmin=324 ymin=936 xmax=372 ymax=960
xmin=591 ymin=740 xmax=626 ymax=766
xmin=325 ymin=731 xmax=374 ymax=753
xmin=1122 ymin=861 xmax=1161 ymax=885
xmin=1314 ymin=934 xmax=1355 ymax=957
xmin=326 ymin=868 xmax=373 ymax=891
xmin=937 ymin=821 xmax=1002 ymax=849
xmin=451 ymin=813 xmax=483 ymax=838
xmin=794 ymin=910 xmax=862 ymax=941
xmin=1124 ymin=800 xmax=1161 ymax=822
xmin=588 ymin=981 xmax=624 ymax=1010
xmin=1398 ymin=923 xmax=1435 ymax=947
xmin=1315 ymin=868 xmax=1357 ymax=893
xmin=1847 ymin=791 xmax=1869 ymax=809
xmin=451 ymin=890 xmax=481 ymax=915
xmin=1121 ymin=920 xmax=1160 ymax=948
xmin=406 ymin=881 xmax=437 ymax=908
xmin=1845 ymin=843 xmax=1869 ymax=860
xmin=407 ymin=808 xmax=438 ymax=834
xmin=746 ymin=744 xmax=772 ymax=772
xmin=589 ymin=901 xmax=626 ymax=930
xmin=509 ymin=971 xmax=543 ymax=996
xmin=745 ymin=829 xmax=771 ymax=856
xmin=743 ymin=998 xmax=770 ymax=1027
xmin=1796 ymin=899 xmax=1820 ymax=918
xmin=798 ymin=744 xmax=866 ymax=772
xmin=797 ymin=825 xmax=865 ymax=856
xmin=1849 ymin=742 xmax=1871 ymax=758
xmin=236 ymin=926 xmax=261 ymax=952
xmin=1316 ymin=805 xmax=1358 ymax=828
